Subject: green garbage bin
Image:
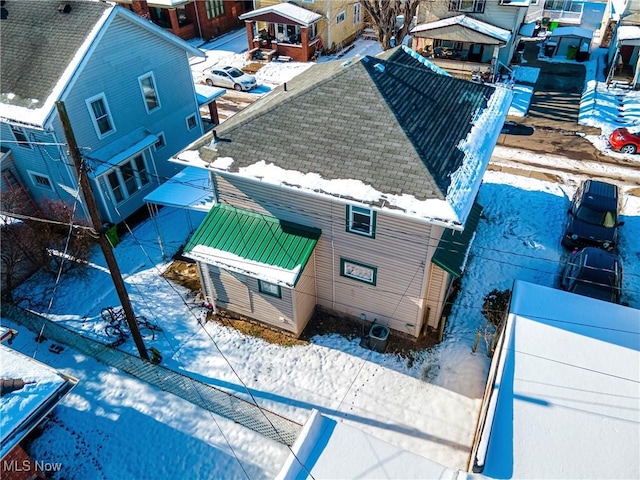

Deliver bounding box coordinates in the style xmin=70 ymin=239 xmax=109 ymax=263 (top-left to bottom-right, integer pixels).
xmin=104 ymin=223 xmax=119 ymax=247
xmin=549 ymin=20 xmax=559 ymax=31
xmin=567 ymin=45 xmax=578 ymax=60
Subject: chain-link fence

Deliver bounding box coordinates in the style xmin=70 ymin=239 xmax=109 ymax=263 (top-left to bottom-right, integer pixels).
xmin=1 ymin=304 xmax=302 ymax=446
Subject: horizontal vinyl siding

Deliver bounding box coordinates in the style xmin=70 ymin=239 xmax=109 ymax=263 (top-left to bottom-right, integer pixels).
xmin=0 ymin=125 xmax=78 ymax=207
xmin=205 ymin=264 xmax=297 ymax=334
xmin=215 ymin=174 xmax=440 ymax=336
xmin=425 ymin=264 xmax=449 ymax=329
xmin=293 ymin=252 xmax=317 ymax=336
xmin=55 ymin=15 xmax=202 ymax=219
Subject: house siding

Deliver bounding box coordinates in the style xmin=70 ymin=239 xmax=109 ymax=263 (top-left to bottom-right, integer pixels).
xmin=293 ymin=251 xmax=317 ymax=336
xmin=214 ymin=173 xmax=446 ymax=337
xmin=0 ymin=126 xmax=78 ymax=208
xmin=425 ymin=263 xmax=450 ymax=329
xmin=53 ymin=14 xmax=202 ymax=221
xmin=204 ymin=264 xmax=298 ymax=334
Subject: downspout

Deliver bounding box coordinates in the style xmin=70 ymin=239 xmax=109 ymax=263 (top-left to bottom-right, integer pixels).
xmin=326 ymin=0 xmax=331 ymax=50
xmin=192 ymin=0 xmax=203 ymax=40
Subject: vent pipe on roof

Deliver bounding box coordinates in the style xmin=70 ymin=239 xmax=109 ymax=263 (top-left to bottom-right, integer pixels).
xmin=284 ymin=82 xmax=288 ymax=92
xmin=210 ymin=130 xmax=218 ymax=149
xmin=58 ymin=3 xmax=72 ymax=13
xmin=374 ymin=63 xmax=385 ymax=73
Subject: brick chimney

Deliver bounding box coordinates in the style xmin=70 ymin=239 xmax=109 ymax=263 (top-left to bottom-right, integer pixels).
xmin=131 ymin=0 xmax=150 ymax=20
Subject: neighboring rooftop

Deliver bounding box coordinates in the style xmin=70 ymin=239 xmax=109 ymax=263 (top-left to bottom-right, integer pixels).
xmin=0 ymin=344 xmax=78 ymax=459
xmin=472 ymin=280 xmax=640 ymax=479
xmin=174 ymin=48 xmax=511 ymax=227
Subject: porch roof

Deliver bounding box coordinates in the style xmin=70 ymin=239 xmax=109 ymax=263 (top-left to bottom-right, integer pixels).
xmin=88 ymin=127 xmax=158 ymax=177
xmin=239 ymin=3 xmax=322 ymax=27
xmin=431 ymin=201 xmax=483 ymax=278
xmin=143 ymin=166 xmax=214 ymax=211
xmin=549 ymin=26 xmax=593 ymax=39
xmin=194 ymin=84 xmax=226 ymax=106
xmin=411 ymin=15 xmax=511 ymax=45
xmin=184 ymin=204 xmax=321 ymax=287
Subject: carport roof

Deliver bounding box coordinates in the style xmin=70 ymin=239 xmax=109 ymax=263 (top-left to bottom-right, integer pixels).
xmin=411 ymin=15 xmax=511 ymax=45
xmin=183 ymin=204 xmax=321 ymax=287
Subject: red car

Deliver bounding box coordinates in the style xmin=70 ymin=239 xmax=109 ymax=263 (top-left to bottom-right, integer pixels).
xmin=609 ymin=127 xmax=640 ymax=154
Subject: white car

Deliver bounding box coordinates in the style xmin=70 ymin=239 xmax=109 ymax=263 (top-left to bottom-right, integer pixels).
xmin=202 ymin=66 xmax=256 ymax=92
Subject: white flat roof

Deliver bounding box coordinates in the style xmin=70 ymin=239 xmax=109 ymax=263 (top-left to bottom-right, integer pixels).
xmin=143 ymin=166 xmax=214 ymax=211
xmin=475 ymin=281 xmax=640 ymax=479
xmin=277 ymin=410 xmax=459 ymax=479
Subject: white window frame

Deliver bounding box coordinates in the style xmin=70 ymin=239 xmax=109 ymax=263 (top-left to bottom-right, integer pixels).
xmin=27 ymin=170 xmax=53 ymax=190
xmin=336 ymin=11 xmax=345 ymax=24
xmin=340 ymin=258 xmax=377 ymax=285
xmin=353 ymin=3 xmax=361 ymax=25
xmin=186 ymin=113 xmax=198 ymax=131
xmin=86 ymin=93 xmax=115 ymax=139
xmin=103 ymin=154 xmax=151 ymax=205
xmin=346 ymin=205 xmax=376 ymax=238
xmin=258 ymin=280 xmax=282 ymax=298
xmin=138 ymin=72 xmax=161 ymax=113
xmin=11 ymin=126 xmax=32 ymax=149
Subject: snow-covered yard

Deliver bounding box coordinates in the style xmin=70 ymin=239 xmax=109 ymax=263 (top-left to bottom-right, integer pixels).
xmin=2 ymin=29 xmax=639 ymax=479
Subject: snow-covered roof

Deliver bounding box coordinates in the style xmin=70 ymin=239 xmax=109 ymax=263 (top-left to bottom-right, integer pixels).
xmin=618 ymin=25 xmax=640 ymax=41
xmin=0 ymin=345 xmax=78 ymax=459
xmin=239 ymin=2 xmax=322 ymax=26
xmin=411 ymin=15 xmax=512 ymax=44
xmin=86 ymin=127 xmax=158 ymax=177
xmin=550 ymin=26 xmax=594 ymax=39
xmin=0 ymin=1 xmax=204 ymax=129
xmin=277 ymin=410 xmax=459 ymax=479
xmin=143 ymin=166 xmax=214 ymax=211
xmin=473 ymin=280 xmax=640 ymax=479
xmin=194 ymin=84 xmax=226 ymax=106
xmin=171 ymin=52 xmax=512 ymax=229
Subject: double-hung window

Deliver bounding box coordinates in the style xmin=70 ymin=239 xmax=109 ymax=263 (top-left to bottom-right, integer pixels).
xmin=346 ymin=205 xmax=376 ymax=237
xmin=353 ymin=3 xmax=361 ymax=25
xmin=448 ymin=0 xmax=485 ymax=13
xmin=205 ymin=0 xmax=224 ymax=19
xmin=11 ymin=126 xmax=32 ymax=148
xmin=105 ymin=154 xmax=150 ymax=204
xmin=139 ymin=73 xmax=160 ymax=113
xmin=86 ymin=94 xmax=115 ymax=138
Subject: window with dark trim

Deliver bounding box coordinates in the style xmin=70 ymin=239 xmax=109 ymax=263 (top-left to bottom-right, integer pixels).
xmin=448 ymin=0 xmax=485 ymax=13
xmin=346 ymin=205 xmax=376 ymax=237
xmin=186 ymin=114 xmax=197 ymax=131
xmin=205 ymin=0 xmax=224 ymax=19
xmin=154 ymin=133 xmax=166 ymax=150
xmin=340 ymin=258 xmax=377 ymax=285
xmin=336 ymin=11 xmax=345 ymax=24
xmin=258 ymin=280 xmax=281 ymax=298
xmin=11 ymin=126 xmax=32 ymax=148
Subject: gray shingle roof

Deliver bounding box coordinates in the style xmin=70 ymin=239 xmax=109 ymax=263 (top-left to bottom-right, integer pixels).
xmin=208 ymin=49 xmax=497 ymax=204
xmin=0 ymin=0 xmax=111 ymax=109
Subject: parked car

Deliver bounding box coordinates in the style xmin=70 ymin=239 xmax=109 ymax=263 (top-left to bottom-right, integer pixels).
xmin=203 ymin=66 xmax=256 ymax=91
xmin=608 ymin=127 xmax=640 ymax=154
xmin=562 ymin=179 xmax=624 ymax=252
xmin=560 ymin=247 xmax=623 ymax=303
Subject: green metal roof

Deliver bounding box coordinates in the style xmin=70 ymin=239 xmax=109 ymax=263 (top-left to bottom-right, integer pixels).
xmin=184 ymin=204 xmax=321 ymax=285
xmin=431 ymin=202 xmax=483 ymax=278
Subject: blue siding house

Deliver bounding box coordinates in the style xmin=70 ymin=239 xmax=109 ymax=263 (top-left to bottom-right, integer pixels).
xmin=0 ymin=0 xmax=207 ymax=223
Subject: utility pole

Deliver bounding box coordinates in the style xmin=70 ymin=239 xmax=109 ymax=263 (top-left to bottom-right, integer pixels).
xmin=56 ymin=101 xmax=149 ymax=360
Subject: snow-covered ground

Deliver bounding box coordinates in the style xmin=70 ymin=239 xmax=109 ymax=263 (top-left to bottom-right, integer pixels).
xmin=2 ymin=30 xmax=639 ymax=479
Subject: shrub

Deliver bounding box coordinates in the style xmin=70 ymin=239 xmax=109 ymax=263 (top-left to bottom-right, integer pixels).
xmin=482 ymin=288 xmax=511 ymax=327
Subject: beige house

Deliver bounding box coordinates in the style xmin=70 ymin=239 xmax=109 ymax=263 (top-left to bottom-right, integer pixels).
xmin=173 ymin=47 xmax=512 ymax=339
xmin=240 ymin=0 xmax=365 ymax=61
xmin=411 ymin=0 xmax=532 ymax=78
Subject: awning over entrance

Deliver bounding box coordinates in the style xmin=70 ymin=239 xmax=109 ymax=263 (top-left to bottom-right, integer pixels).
xmin=431 ymin=202 xmax=483 ymax=278
xmin=184 ymin=204 xmax=321 ymax=287
xmin=239 ymin=2 xmax=322 ymax=26
xmin=411 ymin=15 xmax=511 ymax=45
xmin=143 ymin=166 xmax=214 ymax=211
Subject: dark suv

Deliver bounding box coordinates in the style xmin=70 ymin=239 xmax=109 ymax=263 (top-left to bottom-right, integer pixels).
xmin=562 ymin=180 xmax=624 ymax=252
xmin=560 ymin=247 xmax=623 ymax=304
